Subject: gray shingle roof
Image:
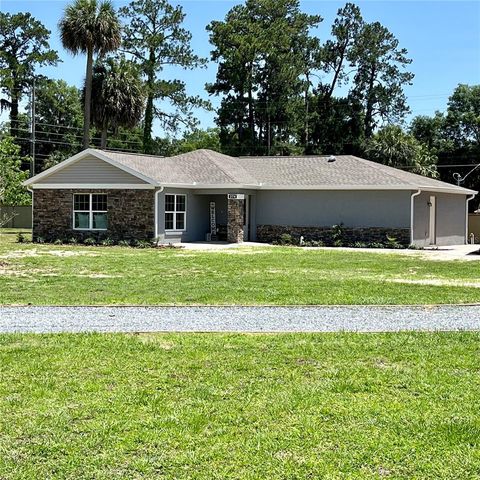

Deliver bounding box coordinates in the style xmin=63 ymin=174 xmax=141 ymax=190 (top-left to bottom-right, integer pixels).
xmin=99 ymin=149 xmax=475 ymax=194
xmin=101 ymin=149 xmax=258 ymax=186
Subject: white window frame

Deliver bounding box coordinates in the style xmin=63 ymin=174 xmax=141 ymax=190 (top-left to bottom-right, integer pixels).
xmin=73 ymin=193 xmax=108 ymax=231
xmin=165 ymin=193 xmax=187 ymax=232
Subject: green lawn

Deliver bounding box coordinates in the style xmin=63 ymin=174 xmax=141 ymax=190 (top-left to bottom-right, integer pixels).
xmin=0 ymin=332 xmax=479 ymax=479
xmin=1 ymin=229 xmax=480 ymax=305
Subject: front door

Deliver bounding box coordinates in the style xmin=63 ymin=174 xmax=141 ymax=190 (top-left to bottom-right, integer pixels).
xmin=429 ymin=195 xmax=436 ymax=245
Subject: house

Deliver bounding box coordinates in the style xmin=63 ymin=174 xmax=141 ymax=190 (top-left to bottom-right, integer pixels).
xmin=24 ymin=148 xmax=477 ymax=247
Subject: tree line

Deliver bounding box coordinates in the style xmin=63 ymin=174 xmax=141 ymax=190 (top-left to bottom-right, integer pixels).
xmin=0 ymin=0 xmax=479 ymax=197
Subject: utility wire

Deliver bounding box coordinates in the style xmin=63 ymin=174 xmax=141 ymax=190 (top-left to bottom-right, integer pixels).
xmin=16 ymin=137 xmax=479 ymax=170
xmin=15 ymin=127 xmax=143 ymax=147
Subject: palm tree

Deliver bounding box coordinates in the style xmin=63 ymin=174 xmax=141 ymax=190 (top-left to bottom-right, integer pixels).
xmin=59 ymin=0 xmax=121 ymax=148
xmin=87 ymin=58 xmax=145 ymax=148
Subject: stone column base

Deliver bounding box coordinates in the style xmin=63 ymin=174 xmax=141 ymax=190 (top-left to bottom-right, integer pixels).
xmin=227 ymin=198 xmax=244 ymax=243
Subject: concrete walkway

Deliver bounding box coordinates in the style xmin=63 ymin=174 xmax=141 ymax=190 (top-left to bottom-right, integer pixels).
xmin=1 ymin=305 xmax=479 ymax=333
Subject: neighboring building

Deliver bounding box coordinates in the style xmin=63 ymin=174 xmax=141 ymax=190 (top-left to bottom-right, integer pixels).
xmin=24 ymin=148 xmax=477 ymax=247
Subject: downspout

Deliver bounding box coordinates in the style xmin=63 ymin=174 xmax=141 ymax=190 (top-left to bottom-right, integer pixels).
xmin=27 ymin=186 xmax=34 ymax=235
xmin=154 ymin=186 xmax=164 ymax=243
xmin=466 ymin=194 xmax=475 ymax=244
xmin=410 ymin=189 xmax=422 ymax=246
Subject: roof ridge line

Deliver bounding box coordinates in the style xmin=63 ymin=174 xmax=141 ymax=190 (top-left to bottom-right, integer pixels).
xmin=206 ymin=150 xmax=261 ymax=186
xmin=204 ymin=151 xmax=238 ymax=184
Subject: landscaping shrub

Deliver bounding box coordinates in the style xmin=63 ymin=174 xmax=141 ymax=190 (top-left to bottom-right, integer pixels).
xmin=16 ymin=232 xmax=26 ymax=243
xmin=132 ymin=239 xmax=153 ymax=249
xmin=101 ymin=237 xmax=115 ymax=247
xmin=386 ymin=235 xmax=403 ymax=249
xmin=303 ymin=239 xmax=325 ymax=247
xmin=353 ymin=241 xmax=367 ymax=248
xmin=83 ymin=237 xmax=97 ymax=246
xmin=156 ymin=242 xmax=183 ymax=249
xmin=331 ymin=224 xmax=344 ymax=247
xmin=275 ymin=233 xmax=295 ymax=245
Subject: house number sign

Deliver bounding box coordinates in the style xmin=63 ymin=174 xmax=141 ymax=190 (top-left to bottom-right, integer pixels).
xmin=228 ymin=193 xmax=245 ymax=200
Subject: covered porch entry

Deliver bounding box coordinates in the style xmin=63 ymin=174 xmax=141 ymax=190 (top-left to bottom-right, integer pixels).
xmin=196 ymin=191 xmax=255 ymax=243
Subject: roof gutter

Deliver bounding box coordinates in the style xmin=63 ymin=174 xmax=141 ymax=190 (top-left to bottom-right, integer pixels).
xmin=158 ymin=182 xmax=476 ymax=194
xmin=410 ymin=189 xmax=422 ymax=245
xmin=466 ymin=193 xmax=476 ymax=244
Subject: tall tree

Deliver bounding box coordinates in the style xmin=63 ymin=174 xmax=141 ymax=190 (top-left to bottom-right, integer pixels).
xmin=256 ymin=0 xmax=322 ymax=155
xmin=444 ymin=84 xmax=480 ymax=147
xmin=0 ymin=136 xmax=31 ymax=206
xmin=26 ymin=78 xmax=83 ymax=171
xmin=410 ymin=113 xmax=447 ymax=152
xmin=443 ymin=85 xmax=480 ymax=193
xmin=59 ymin=0 xmax=121 ymax=149
xmin=363 ymin=125 xmax=438 ymax=178
xmin=207 ymin=3 xmax=258 ymax=155
xmin=103 ymin=126 xmax=144 ymax=153
xmin=120 ymin=0 xmax=207 ymax=153
xmin=321 ymin=2 xmax=363 ymax=99
xmin=0 ymin=12 xmax=59 ymax=138
xmin=351 ymin=21 xmax=414 ymax=138
xmin=173 ymin=128 xmax=221 ymax=154
xmin=303 ymin=3 xmax=362 ymax=153
xmin=207 ymin=0 xmax=321 ymax=155
xmin=309 ymin=93 xmax=364 ymax=154
xmin=87 ymin=58 xmax=144 ymax=148
xmin=410 ymin=85 xmax=480 ymax=194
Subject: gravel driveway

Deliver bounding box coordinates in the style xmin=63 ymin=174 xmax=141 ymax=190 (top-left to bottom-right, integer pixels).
xmin=1 ymin=305 xmax=479 ymax=333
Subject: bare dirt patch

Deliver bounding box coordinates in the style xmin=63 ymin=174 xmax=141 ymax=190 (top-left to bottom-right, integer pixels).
xmin=387 ymin=278 xmax=480 ymax=288
xmin=0 ymin=249 xmax=42 ymax=259
xmin=75 ymin=273 xmax=122 ymax=279
xmin=0 ymin=262 xmax=17 ymax=276
xmin=0 ymin=248 xmax=100 ymax=259
xmin=0 ymin=263 xmax=58 ymax=277
xmin=45 ymin=250 xmax=100 ymax=257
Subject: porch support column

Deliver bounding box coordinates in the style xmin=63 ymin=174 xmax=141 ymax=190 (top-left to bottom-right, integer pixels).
xmin=227 ymin=197 xmax=244 ymax=243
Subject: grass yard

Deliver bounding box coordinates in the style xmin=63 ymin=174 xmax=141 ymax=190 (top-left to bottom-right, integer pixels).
xmin=1 ymin=229 xmax=480 ymax=305
xmin=0 ymin=332 xmax=479 ymax=479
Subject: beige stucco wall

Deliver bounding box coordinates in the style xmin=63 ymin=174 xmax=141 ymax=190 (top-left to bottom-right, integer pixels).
xmin=413 ymin=192 xmax=467 ymax=247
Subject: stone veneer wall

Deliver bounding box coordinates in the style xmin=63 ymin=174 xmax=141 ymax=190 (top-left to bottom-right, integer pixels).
xmin=257 ymin=225 xmax=411 ymax=245
xmin=33 ymin=189 xmax=155 ymax=242
xmin=227 ymin=198 xmax=244 ymax=243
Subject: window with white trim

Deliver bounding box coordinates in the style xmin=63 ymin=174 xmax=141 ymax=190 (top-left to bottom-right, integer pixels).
xmin=165 ymin=194 xmax=186 ymax=231
xmin=73 ymin=193 xmax=108 ymax=230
